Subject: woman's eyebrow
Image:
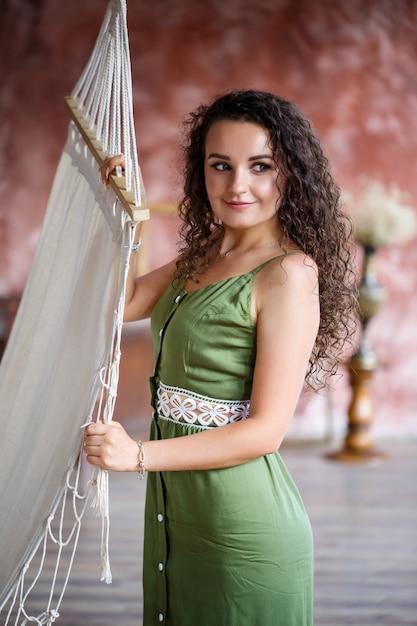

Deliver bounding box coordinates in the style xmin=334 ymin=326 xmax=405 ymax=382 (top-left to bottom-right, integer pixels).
xmin=207 ymin=152 xmax=230 ymax=160
xmin=207 ymin=153 xmax=274 ymax=161
xmin=249 ymin=154 xmax=274 ymax=161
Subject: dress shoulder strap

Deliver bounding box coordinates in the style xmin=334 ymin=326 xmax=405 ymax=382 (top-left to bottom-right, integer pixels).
xmin=251 ymin=250 xmax=306 ymax=276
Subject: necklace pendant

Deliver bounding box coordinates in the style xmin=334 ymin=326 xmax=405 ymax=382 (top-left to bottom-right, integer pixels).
xmin=219 ymin=241 xmax=280 ymax=259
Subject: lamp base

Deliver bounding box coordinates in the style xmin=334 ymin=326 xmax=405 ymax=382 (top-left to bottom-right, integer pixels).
xmin=326 ymin=446 xmax=387 ymax=465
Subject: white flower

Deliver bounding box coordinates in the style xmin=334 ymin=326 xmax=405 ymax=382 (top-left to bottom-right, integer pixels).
xmin=344 ymin=180 xmax=417 ymax=248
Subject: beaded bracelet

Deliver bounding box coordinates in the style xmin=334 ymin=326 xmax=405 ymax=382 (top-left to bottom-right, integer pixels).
xmin=137 ymin=440 xmax=146 ymax=480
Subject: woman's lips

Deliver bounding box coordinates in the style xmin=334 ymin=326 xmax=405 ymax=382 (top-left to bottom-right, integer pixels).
xmin=224 ymin=200 xmax=254 ymax=210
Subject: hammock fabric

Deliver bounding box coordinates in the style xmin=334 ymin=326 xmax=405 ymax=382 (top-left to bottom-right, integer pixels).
xmin=0 ymin=1 xmax=147 ymax=623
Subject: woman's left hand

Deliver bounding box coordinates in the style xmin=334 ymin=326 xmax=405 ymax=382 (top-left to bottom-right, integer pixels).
xmin=84 ymin=421 xmax=139 ymax=472
xmin=100 ymin=154 xmax=125 ymax=186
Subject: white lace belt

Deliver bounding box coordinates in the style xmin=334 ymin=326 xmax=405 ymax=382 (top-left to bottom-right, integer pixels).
xmin=156 ymin=382 xmax=250 ymax=428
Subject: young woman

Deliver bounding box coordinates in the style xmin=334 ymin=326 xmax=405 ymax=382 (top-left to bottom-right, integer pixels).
xmin=84 ymin=90 xmax=357 ymax=625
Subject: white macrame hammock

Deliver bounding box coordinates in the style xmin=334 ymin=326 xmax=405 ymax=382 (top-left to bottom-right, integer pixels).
xmin=0 ymin=1 xmax=148 ymax=623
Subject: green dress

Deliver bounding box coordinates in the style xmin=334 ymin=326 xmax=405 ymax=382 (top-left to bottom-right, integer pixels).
xmin=143 ymin=256 xmax=314 ymax=625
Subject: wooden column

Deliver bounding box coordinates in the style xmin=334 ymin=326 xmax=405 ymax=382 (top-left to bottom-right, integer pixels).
xmin=327 ymin=246 xmax=387 ymax=464
xmin=327 ymin=355 xmax=386 ymax=463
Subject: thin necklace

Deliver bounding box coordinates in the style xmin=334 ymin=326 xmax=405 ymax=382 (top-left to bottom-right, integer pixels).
xmin=219 ymin=241 xmax=280 ymax=258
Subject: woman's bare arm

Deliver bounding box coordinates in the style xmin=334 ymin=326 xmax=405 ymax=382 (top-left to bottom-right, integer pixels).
xmin=84 ymin=254 xmax=320 ymax=471
xmin=100 ymin=154 xmax=177 ymax=321
xmin=123 ymin=259 xmax=177 ymax=321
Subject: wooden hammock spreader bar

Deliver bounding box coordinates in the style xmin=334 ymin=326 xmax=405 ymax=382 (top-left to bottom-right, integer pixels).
xmin=64 ymin=96 xmax=150 ymax=223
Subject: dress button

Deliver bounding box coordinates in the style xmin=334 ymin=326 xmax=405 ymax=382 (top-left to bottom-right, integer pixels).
xmin=158 ymin=613 xmax=164 ymax=622
xmin=159 ymin=328 xmax=163 ymax=336
xmin=174 ymin=294 xmax=181 ymax=303
xmin=158 ymin=562 xmax=164 ymax=571
xmin=157 ymin=513 xmax=163 ymax=522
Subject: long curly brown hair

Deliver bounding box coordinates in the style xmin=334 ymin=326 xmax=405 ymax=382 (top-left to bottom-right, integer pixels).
xmin=175 ymin=90 xmax=357 ymax=390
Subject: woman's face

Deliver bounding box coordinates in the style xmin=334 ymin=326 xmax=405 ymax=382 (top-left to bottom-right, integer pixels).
xmin=204 ymin=119 xmax=283 ymax=231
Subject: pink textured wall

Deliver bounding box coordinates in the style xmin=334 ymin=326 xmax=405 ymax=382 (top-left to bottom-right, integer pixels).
xmin=1 ymin=0 xmax=416 ymax=437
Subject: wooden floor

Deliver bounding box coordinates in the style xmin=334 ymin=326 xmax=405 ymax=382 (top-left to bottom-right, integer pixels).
xmin=3 ymin=436 xmax=416 ymax=626
xmin=2 ymin=325 xmax=416 ymax=625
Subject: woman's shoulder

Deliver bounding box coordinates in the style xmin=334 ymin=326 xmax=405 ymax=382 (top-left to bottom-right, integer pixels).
xmin=251 ymin=250 xmax=319 ymax=322
xmin=256 ymin=250 xmax=318 ymax=288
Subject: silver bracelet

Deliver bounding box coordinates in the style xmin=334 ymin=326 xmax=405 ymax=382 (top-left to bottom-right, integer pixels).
xmin=137 ymin=440 xmax=146 ymax=480
xmin=131 ymin=238 xmax=142 ymax=252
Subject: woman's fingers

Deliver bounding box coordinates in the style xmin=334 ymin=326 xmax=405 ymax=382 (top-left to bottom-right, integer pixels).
xmin=83 ymin=435 xmax=102 ymax=447
xmin=85 ymin=421 xmax=109 ymax=436
xmin=83 ymin=421 xmax=138 ymax=471
xmin=84 ymin=423 xmax=112 ymax=455
xmin=100 ymin=154 xmax=125 ymax=185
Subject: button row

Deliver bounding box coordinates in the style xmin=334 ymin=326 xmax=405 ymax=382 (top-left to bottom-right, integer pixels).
xmin=156 ymin=512 xmax=165 ymax=621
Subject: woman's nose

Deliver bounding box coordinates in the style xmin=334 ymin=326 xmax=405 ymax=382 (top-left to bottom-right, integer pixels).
xmin=228 ymin=168 xmax=248 ymax=194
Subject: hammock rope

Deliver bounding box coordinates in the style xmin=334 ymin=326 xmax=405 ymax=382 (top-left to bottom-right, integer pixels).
xmin=66 ymin=0 xmax=148 ymax=222
xmin=0 ymin=1 xmax=148 ymax=622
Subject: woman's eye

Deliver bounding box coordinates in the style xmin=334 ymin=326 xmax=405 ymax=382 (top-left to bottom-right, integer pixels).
xmin=252 ymin=162 xmax=270 ymax=173
xmin=211 ymin=162 xmax=230 ymax=171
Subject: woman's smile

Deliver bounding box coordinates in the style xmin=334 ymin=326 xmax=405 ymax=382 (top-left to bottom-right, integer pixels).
xmin=224 ymin=200 xmax=256 ymax=210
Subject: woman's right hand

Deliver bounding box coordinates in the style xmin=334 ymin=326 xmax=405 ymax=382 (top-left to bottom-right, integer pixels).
xmin=100 ymin=154 xmax=125 ymax=185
